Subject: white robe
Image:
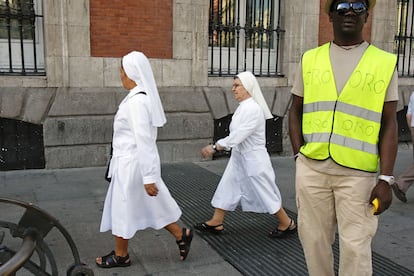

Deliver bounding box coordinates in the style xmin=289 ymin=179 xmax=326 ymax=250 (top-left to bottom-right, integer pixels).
xmin=100 ymin=87 xmax=181 ymax=239
xmin=212 ymin=98 xmax=282 ymax=214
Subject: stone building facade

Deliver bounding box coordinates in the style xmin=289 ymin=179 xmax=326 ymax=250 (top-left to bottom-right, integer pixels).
xmin=0 ymin=0 xmax=411 ymax=169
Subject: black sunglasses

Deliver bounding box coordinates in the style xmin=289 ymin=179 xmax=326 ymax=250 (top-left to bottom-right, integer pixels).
xmin=331 ymin=2 xmax=367 ymax=16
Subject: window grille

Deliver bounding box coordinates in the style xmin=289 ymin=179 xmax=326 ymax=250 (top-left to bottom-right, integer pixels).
xmin=395 ymin=0 xmax=414 ymax=77
xmin=0 ymin=0 xmax=45 ymax=76
xmin=208 ymin=0 xmax=284 ymax=77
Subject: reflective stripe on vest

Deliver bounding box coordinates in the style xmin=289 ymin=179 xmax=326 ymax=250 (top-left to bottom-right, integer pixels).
xmin=300 ymin=43 xmax=396 ymax=172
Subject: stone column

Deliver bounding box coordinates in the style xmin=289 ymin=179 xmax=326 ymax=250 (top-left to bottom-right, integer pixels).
xmin=43 ymin=0 xmax=69 ymax=87
xmin=370 ymin=1 xmax=397 ymax=52
xmin=282 ymin=0 xmax=320 ymax=85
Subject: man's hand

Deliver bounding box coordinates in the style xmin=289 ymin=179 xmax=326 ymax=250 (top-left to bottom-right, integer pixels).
xmin=369 ymin=180 xmax=393 ymax=215
xmin=144 ymin=183 xmax=159 ymax=196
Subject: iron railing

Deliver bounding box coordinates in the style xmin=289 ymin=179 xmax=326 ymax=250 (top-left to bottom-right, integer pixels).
xmin=0 ymin=0 xmax=45 ymax=76
xmin=208 ymin=0 xmax=284 ymax=77
xmin=396 ymin=0 xmax=414 ymax=77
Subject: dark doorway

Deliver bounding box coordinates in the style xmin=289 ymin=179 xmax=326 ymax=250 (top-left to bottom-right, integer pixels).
xmin=213 ymin=114 xmax=283 ymax=159
xmin=398 ymin=106 xmax=411 ymax=142
xmin=0 ymin=118 xmax=45 ymax=170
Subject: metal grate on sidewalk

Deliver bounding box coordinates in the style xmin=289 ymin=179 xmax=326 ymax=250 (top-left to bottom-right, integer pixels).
xmin=162 ymin=162 xmax=414 ymax=276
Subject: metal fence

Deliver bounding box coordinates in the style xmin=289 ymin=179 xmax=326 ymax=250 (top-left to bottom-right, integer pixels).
xmin=0 ymin=0 xmax=44 ymax=76
xmin=208 ymin=0 xmax=284 ymax=77
xmin=396 ymin=0 xmax=414 ymax=77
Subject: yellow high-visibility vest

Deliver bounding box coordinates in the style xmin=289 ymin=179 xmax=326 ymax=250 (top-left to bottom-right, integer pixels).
xmin=300 ymin=42 xmax=396 ymax=172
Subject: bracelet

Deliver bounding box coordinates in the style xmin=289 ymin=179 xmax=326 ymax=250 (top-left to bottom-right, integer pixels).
xmin=212 ymin=144 xmax=217 ymax=151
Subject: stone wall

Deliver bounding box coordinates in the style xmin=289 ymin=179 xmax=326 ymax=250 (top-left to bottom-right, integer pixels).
xmin=1 ymin=0 xmax=413 ymax=169
xmin=0 ymin=85 xmax=292 ymax=168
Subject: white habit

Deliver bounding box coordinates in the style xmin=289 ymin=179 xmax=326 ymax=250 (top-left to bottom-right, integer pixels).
xmin=212 ymin=97 xmax=282 ymax=214
xmin=100 ymin=87 xmax=181 ymax=239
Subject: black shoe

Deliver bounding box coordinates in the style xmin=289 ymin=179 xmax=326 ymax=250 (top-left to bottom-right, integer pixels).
xmin=176 ymin=228 xmax=193 ymax=261
xmin=194 ymin=222 xmax=224 ymax=234
xmin=96 ymin=250 xmax=131 ymax=268
xmin=391 ymin=184 xmax=407 ymax=203
xmin=269 ymin=219 xmax=297 ymax=239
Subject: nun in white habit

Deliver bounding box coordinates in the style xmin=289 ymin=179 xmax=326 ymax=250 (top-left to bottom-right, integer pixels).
xmin=96 ymin=51 xmax=193 ymax=268
xmin=195 ymin=71 xmax=297 ymax=238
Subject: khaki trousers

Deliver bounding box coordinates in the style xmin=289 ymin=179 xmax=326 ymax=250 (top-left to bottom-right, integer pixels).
xmin=396 ymin=163 xmax=414 ymax=192
xmin=296 ymin=157 xmax=378 ymax=276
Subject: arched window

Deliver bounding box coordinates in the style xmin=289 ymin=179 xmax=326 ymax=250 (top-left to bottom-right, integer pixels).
xmin=0 ymin=0 xmax=45 ymax=75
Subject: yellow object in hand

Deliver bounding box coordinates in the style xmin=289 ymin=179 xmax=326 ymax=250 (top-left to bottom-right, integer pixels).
xmin=372 ymin=198 xmax=379 ymax=213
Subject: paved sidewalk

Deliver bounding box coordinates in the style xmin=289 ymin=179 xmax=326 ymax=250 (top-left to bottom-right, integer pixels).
xmin=197 ymin=143 xmax=414 ymax=274
xmin=0 ymin=144 xmax=413 ymax=275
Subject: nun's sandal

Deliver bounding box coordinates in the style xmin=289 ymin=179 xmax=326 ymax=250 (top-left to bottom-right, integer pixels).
xmin=176 ymin=228 xmax=193 ymax=261
xmin=194 ymin=222 xmax=224 ymax=234
xmin=96 ymin=250 xmax=131 ymax=268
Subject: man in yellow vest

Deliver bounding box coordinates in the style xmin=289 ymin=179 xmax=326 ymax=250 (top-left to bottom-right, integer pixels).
xmin=289 ymin=0 xmax=398 ymax=275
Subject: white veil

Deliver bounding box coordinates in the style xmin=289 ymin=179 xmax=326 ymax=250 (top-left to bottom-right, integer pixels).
xmin=122 ymin=51 xmax=167 ymax=127
xmin=237 ymin=71 xmax=273 ymax=119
